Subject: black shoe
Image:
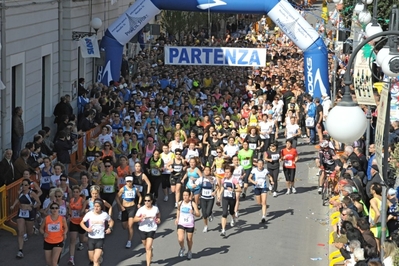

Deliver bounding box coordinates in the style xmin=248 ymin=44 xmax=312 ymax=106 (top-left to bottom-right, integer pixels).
xmin=241 ymin=193 xmax=246 ymax=199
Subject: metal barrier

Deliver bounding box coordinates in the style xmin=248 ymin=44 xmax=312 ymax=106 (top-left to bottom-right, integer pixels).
xmin=0 ymin=185 xmax=17 ymax=235
xmin=2 ymin=179 xmax=23 ymax=235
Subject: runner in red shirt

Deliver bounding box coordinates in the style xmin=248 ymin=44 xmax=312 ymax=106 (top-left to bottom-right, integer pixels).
xmin=280 ymin=139 xmax=299 ymax=195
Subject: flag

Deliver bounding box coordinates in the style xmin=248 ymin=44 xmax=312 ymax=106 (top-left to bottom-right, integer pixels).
xmin=79 ymin=35 xmax=100 ymax=58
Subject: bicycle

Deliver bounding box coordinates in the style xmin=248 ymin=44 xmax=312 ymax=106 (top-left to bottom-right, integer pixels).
xmin=321 ymin=169 xmax=335 ymax=206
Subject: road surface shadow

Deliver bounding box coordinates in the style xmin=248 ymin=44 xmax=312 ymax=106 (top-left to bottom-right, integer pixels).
xmin=294 ymin=185 xmax=318 ymax=194
xmin=266 ymin=208 xmax=295 ymax=222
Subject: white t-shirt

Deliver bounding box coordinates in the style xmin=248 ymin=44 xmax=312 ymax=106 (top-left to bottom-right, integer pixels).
xmin=50 ymin=174 xmax=69 ymax=187
xmin=98 ymin=134 xmax=113 ymax=146
xmin=185 ymin=149 xmax=199 ymax=161
xmin=223 ymin=145 xmax=239 ymax=158
xmin=286 ymin=124 xmax=300 ymax=139
xmin=258 ymin=121 xmax=270 ymax=139
xmin=82 ymin=211 xmax=111 ymax=239
xmin=250 ymin=167 xmax=269 ymax=188
xmin=161 ymin=152 xmax=174 ymax=174
xmin=136 ymin=206 xmax=159 ymax=232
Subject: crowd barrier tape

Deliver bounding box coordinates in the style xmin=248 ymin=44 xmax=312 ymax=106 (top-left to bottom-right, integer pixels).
xmin=0 ymin=184 xmax=17 ymax=235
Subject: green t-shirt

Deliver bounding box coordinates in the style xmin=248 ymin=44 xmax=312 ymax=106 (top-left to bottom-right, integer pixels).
xmin=101 ymin=172 xmax=117 ymax=193
xmin=238 ymin=149 xmax=254 ymax=169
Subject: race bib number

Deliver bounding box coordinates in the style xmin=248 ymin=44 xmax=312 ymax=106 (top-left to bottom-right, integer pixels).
xmin=134 ymin=185 xmax=143 ymax=192
xmin=240 ymin=133 xmax=247 ymax=139
xmin=47 ymin=223 xmax=61 ymax=232
xmin=125 ymin=190 xmax=135 ymax=199
xmin=249 ymin=143 xmax=256 ymax=150
xmin=151 ymin=169 xmax=161 ymax=176
xmin=90 ymin=224 xmax=104 ymax=237
xmin=223 ymin=190 xmax=233 ymax=198
xmin=284 ymin=160 xmax=293 ymax=167
xmin=223 ymin=138 xmax=228 ymax=144
xmin=59 ymin=206 xmax=67 ymax=216
xmin=202 ymin=189 xmax=212 ymax=197
xmin=72 ymin=210 xmax=80 ymax=218
xmin=87 ymin=156 xmax=95 ymax=162
xmin=174 ymin=166 xmax=182 ymax=172
xmin=271 ymin=154 xmax=280 ymax=160
xmin=19 ymin=209 xmax=29 ymax=218
xmin=41 ymin=176 xmax=50 ymax=184
xmin=216 ymin=168 xmax=224 ymax=174
xmin=242 ymin=159 xmax=250 ymax=166
xmin=198 ymin=135 xmax=203 ymax=140
xmin=211 ymin=150 xmax=217 ymax=157
xmin=104 ymin=185 xmax=115 ymax=193
xmin=118 ymin=178 xmax=126 ymax=186
xmin=257 ymin=180 xmax=265 ymax=188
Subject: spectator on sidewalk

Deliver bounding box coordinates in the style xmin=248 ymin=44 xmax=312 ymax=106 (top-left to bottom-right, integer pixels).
xmin=12 ymin=106 xmax=24 ymax=160
xmin=0 ymin=149 xmax=15 ymax=186
xmin=53 ymin=131 xmax=73 ymax=176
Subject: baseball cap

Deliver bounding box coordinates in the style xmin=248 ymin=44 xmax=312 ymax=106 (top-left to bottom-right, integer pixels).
xmin=388 ymin=188 xmax=396 ymax=196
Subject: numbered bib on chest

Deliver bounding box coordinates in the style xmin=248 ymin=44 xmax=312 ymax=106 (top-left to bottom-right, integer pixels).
xmin=211 ymin=150 xmax=217 ymax=157
xmin=198 ymin=135 xmax=203 ymax=140
xmin=151 ymin=169 xmax=161 ymax=176
xmin=72 ymin=210 xmax=80 ymax=218
xmin=202 ymin=189 xmax=212 ymax=197
xmin=47 ymin=223 xmax=61 ymax=232
xmin=249 ymin=143 xmax=257 ymax=149
xmin=216 ymin=168 xmax=224 ymax=174
xmin=223 ymin=190 xmax=233 ymax=198
xmin=41 ymin=176 xmax=51 ymax=184
xmin=223 ymin=138 xmax=228 ymax=144
xmin=103 ymin=185 xmax=115 ymax=193
xmin=271 ymin=154 xmax=280 ymax=161
xmin=284 ymin=160 xmax=293 ymax=167
xmin=125 ymin=190 xmax=135 ymax=199
xmin=242 ymin=159 xmax=250 ymax=166
xmin=134 ymin=185 xmax=143 ymax=192
xmin=87 ymin=156 xmax=95 ymax=162
xmin=59 ymin=206 xmax=67 ymax=216
xmin=19 ymin=209 xmax=29 ymax=218
xmin=173 ymin=165 xmax=182 ymax=172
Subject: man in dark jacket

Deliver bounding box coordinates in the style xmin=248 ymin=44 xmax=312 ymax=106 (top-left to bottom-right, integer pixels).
xmin=12 ymin=107 xmax=24 ymax=160
xmin=357 ymin=217 xmax=378 ymax=255
xmin=53 ymin=131 xmax=73 ymax=175
xmin=0 ymin=149 xmax=15 ymax=186
xmin=365 ymin=165 xmax=383 ymax=200
xmin=53 ymin=95 xmax=73 ymax=124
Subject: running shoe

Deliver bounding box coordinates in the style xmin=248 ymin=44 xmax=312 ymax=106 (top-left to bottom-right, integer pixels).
xmin=318 ymin=187 xmax=322 ymax=194
xmin=125 ymin=240 xmax=132 ymax=249
xmin=118 ymin=211 xmax=122 ymax=220
xmin=273 ymin=192 xmax=277 ymax=197
xmin=23 ymin=234 xmax=28 ymax=242
xmin=178 ymin=248 xmax=185 ymax=257
xmin=208 ymin=214 xmax=214 ymax=222
xmin=163 ymin=196 xmax=169 ymax=202
xmin=235 ymin=211 xmax=239 ymax=218
xmin=291 ymin=187 xmax=296 ymax=194
xmin=33 ymin=226 xmax=39 ymax=235
xmin=202 ymin=226 xmax=208 ymax=233
xmin=99 ymin=253 xmax=103 ymax=264
xmin=240 ymin=192 xmax=246 ymax=199
xmin=151 ymin=247 xmax=154 ymax=259
xmin=230 ymin=219 xmax=235 ymax=227
xmin=77 ymin=242 xmax=84 ymax=251
xmin=175 ymin=202 xmax=178 ymax=208
xmin=285 ymin=189 xmax=291 ymax=195
xmin=187 ymin=251 xmax=192 ymax=260
xmin=220 ymin=230 xmax=226 ymax=237
xmin=68 ymin=258 xmax=75 ymax=265
xmin=269 ymin=184 xmax=273 ymax=191
xmin=261 ymin=216 xmax=266 ymax=223
xmin=16 ymin=251 xmax=24 ymax=258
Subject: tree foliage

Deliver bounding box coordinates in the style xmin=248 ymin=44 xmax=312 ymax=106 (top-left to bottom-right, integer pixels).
xmin=341 ymin=0 xmax=399 ymax=30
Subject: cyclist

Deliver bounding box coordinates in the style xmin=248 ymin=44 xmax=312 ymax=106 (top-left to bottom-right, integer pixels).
xmin=318 ymin=140 xmax=337 ymax=194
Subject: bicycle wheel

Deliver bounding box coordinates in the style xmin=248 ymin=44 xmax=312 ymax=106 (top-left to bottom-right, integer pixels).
xmin=321 ymin=183 xmax=327 ymax=206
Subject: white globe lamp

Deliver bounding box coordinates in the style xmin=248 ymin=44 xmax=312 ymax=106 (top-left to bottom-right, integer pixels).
xmin=362 ymin=0 xmax=373 ymax=4
xmin=376 ymin=46 xmax=390 ymax=66
xmin=365 ymin=22 xmax=383 ymax=41
xmin=354 ymin=3 xmax=364 ymax=14
xmin=358 ymin=10 xmax=372 ymax=24
xmin=381 ymin=54 xmax=399 ymax=78
xmin=90 ymin=17 xmax=103 ymax=32
xmin=326 ymin=105 xmax=367 ymax=144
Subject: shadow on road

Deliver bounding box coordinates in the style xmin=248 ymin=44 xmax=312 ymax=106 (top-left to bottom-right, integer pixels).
xmin=266 ymin=208 xmax=294 ymax=222
xmin=295 ymin=185 xmax=318 ymax=194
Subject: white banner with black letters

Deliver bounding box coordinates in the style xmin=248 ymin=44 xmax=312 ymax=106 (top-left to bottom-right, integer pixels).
xmin=79 ymin=35 xmax=100 ymax=58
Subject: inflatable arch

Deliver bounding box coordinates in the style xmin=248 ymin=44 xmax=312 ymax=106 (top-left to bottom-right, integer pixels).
xmin=98 ymin=0 xmax=329 ymax=98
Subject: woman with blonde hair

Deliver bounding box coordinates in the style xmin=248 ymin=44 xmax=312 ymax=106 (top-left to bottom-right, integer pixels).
xmin=382 ymin=240 xmax=397 ymax=266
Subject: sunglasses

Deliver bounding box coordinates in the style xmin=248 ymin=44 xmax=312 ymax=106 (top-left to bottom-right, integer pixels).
xmin=175 ymin=153 xmax=181 ymax=155
xmin=212 ymin=134 xmax=217 ymax=136
xmin=126 ymin=180 xmax=133 ymax=182
xmin=144 ymin=200 xmax=151 ymax=202
xmin=50 ymin=207 xmax=59 ymax=210
xmin=217 ymin=151 xmax=222 ymax=154
xmin=105 ymin=165 xmax=112 ymax=168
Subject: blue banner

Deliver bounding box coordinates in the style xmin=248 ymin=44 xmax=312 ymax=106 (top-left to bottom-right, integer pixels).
xmin=304 ymin=38 xmax=330 ymax=99
xmin=98 ymin=35 xmax=124 ymax=85
xmin=165 ymin=46 xmax=267 ymax=67
xmin=97 ymin=0 xmax=330 ymax=93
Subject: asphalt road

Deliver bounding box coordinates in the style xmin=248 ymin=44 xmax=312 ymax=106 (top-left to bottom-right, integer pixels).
xmin=0 ymin=139 xmax=330 ymax=266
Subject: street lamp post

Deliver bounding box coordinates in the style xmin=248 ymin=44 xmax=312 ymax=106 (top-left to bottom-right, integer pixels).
xmin=72 ymin=17 xmax=103 ymax=41
xmin=326 ymin=5 xmax=399 ymax=260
